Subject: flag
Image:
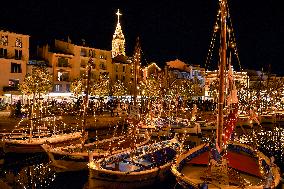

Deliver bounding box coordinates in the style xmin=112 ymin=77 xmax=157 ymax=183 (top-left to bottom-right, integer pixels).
xmin=228 ymin=65 xmax=233 ymax=83
xmin=226 ymin=65 xmax=238 ymax=106
xmin=222 ymin=105 xmax=238 ymax=145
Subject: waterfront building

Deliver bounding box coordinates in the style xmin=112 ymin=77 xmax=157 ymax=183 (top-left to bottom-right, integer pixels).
xmin=37 ymin=39 xmax=112 ymax=94
xmin=0 ymin=30 xmax=29 ymax=101
xmin=165 ymin=59 xmax=206 ymax=99
xmin=204 ymin=69 xmax=249 ymax=100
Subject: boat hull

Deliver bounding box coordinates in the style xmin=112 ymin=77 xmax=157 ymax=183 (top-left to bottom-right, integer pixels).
xmin=43 ymin=135 xmax=150 ymax=172
xmin=3 ymin=132 xmax=82 ymax=153
xmin=171 ymin=142 xmax=281 ymax=189
xmin=88 ymin=138 xmax=180 ymax=189
xmin=88 ymin=163 xmax=172 ymax=189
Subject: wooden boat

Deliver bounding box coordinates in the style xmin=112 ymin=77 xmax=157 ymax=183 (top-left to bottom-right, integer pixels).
xmin=259 ymin=113 xmax=276 ymax=124
xmin=171 ymin=0 xmax=281 ymax=188
xmin=171 ymin=141 xmax=281 ymax=188
xmin=2 ymin=116 xmax=83 ymax=153
xmin=42 ymin=133 xmax=150 ymax=172
xmin=236 ymin=114 xmax=253 ymax=128
xmin=88 ymin=138 xmax=180 ymax=189
xmin=273 ymin=111 xmax=284 ymax=122
xmin=3 ymin=131 xmax=82 ymax=153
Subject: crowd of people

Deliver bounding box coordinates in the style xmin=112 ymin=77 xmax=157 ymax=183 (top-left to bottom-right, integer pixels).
xmin=2 ymin=97 xmax=218 ymax=119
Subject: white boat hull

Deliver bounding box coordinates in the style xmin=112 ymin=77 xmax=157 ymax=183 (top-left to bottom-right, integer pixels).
xmin=3 ymin=132 xmax=82 ymax=153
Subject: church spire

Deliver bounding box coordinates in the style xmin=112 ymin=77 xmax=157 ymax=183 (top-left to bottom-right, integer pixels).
xmin=112 ymin=9 xmax=126 ymax=58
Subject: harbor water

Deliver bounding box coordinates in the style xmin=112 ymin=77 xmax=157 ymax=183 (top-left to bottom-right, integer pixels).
xmin=0 ymin=123 xmax=283 ymax=189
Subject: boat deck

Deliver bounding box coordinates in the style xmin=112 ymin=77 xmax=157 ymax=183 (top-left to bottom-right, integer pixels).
xmin=180 ymin=164 xmax=262 ymax=188
xmin=180 ymin=150 xmax=264 ymax=187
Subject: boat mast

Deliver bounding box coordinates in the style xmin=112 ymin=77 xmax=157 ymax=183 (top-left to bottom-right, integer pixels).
xmin=133 ymin=37 xmax=141 ymax=107
xmin=217 ymin=0 xmax=227 ymax=148
xmin=82 ymin=57 xmax=93 ymax=134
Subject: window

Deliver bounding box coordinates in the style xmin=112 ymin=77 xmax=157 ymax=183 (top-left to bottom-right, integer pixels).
xmin=15 ymin=37 xmax=22 ymax=48
xmin=115 ymin=75 xmax=118 ymax=80
xmin=9 ymin=79 xmax=19 ymax=87
xmin=122 ymin=75 xmax=125 ymax=81
xmin=57 ymin=71 xmax=69 ymax=81
xmin=115 ymin=65 xmax=118 ymax=72
xmin=0 ymin=35 xmax=8 ymax=46
xmin=100 ymin=54 xmax=106 ymax=59
xmin=58 ymin=57 xmax=69 ymax=67
xmin=80 ymin=48 xmax=87 ymax=57
xmin=55 ymin=84 xmax=61 ymax=92
xmin=0 ymin=48 xmax=7 ymax=58
xmin=100 ymin=63 xmax=106 ymax=70
xmin=80 ymin=59 xmax=86 ymax=68
xmin=11 ymin=63 xmax=21 ymax=73
xmin=66 ymin=84 xmax=70 ymax=92
xmin=123 ymin=66 xmax=125 ymax=72
xmin=15 ymin=49 xmax=22 ymax=60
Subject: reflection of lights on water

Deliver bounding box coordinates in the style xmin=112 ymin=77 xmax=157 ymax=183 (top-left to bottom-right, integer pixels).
xmin=236 ymin=126 xmax=284 ymax=165
xmin=15 ymin=163 xmax=56 ymax=188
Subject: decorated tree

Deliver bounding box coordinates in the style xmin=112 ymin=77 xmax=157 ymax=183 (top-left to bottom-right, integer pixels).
xmin=20 ymin=66 xmax=52 ymax=141
xmin=70 ymin=78 xmax=84 ymax=97
xmin=92 ymin=76 xmax=110 ymax=96
xmin=20 ymin=66 xmax=53 ymax=102
xmin=110 ymin=80 xmax=128 ymax=97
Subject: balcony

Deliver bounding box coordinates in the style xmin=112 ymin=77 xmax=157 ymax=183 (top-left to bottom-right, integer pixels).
xmin=3 ymin=86 xmax=19 ymax=92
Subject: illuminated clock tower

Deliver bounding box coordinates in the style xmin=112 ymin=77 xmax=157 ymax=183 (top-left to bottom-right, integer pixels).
xmin=112 ymin=9 xmax=126 ymax=58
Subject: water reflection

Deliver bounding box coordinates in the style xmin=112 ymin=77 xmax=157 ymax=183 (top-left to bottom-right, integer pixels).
xmin=0 ymin=124 xmax=283 ymax=189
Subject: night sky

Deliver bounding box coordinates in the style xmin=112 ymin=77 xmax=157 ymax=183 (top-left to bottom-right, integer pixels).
xmin=0 ymin=0 xmax=283 ymax=75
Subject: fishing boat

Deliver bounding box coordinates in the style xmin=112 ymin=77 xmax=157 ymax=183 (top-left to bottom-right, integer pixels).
xmin=87 ymin=37 xmax=180 ymax=188
xmin=259 ymin=113 xmax=276 ymax=124
xmin=2 ymin=116 xmax=82 ymax=153
xmin=42 ymin=130 xmax=150 ymax=172
xmin=171 ymin=0 xmax=281 ymax=188
xmin=88 ymin=138 xmax=180 ymax=189
xmin=236 ymin=114 xmax=253 ymax=128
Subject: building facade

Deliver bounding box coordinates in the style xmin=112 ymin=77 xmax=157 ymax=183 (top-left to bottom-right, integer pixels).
xmin=0 ymin=30 xmax=29 ymax=96
xmin=204 ymin=69 xmax=249 ymax=100
xmin=37 ymin=39 xmax=112 ymax=93
xmin=166 ymin=59 xmax=206 ymax=98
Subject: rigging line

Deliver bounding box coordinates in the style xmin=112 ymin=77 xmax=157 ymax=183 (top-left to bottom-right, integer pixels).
xmin=225 ymin=1 xmax=242 ymax=71
xmin=140 ymin=48 xmax=150 ymax=66
xmin=205 ymin=11 xmax=221 ymax=71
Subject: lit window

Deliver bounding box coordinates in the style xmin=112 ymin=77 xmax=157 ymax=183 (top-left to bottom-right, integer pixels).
xmin=55 ymin=84 xmax=60 ymax=92
xmin=0 ymin=35 xmax=8 ymax=46
xmin=9 ymin=79 xmax=19 ymax=87
xmin=15 ymin=38 xmax=22 ymax=48
xmin=57 ymin=72 xmax=63 ymax=81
